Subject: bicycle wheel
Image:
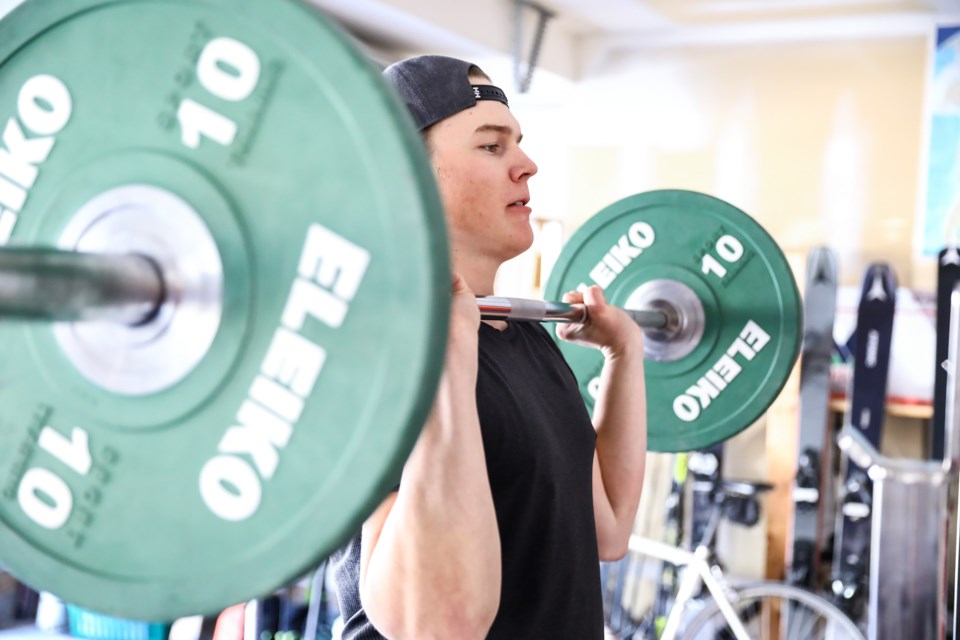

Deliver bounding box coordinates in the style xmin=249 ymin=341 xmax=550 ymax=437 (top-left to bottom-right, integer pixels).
xmin=678 ymin=581 xmax=864 ymax=640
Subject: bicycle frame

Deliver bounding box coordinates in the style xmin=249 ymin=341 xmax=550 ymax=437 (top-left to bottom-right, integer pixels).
xmin=627 ymin=534 xmax=753 ymax=640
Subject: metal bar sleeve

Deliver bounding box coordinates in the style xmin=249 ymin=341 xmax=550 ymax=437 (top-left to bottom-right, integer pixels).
xmin=0 ymin=248 xmax=164 ymax=324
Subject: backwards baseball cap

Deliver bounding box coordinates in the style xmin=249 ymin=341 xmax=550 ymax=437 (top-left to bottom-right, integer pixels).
xmin=383 ymin=55 xmax=509 ymax=131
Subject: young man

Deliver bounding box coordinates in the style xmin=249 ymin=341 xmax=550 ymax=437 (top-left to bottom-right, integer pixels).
xmin=332 ymin=55 xmax=648 ymax=639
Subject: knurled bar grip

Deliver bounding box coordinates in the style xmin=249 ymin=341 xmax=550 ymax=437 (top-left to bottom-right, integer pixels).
xmin=0 ymin=248 xmax=163 ymax=324
xmin=476 ymin=295 xmax=669 ymax=328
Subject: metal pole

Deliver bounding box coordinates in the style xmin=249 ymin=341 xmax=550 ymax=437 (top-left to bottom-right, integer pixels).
xmin=949 ymin=283 xmax=960 ymax=640
xmin=0 ymin=248 xmax=163 ymax=324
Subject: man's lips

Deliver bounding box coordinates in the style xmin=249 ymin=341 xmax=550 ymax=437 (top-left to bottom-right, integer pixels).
xmin=507 ymin=201 xmax=532 ymax=214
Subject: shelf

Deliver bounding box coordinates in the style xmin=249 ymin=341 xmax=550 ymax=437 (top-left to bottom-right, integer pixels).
xmin=829 ymin=397 xmax=933 ymax=420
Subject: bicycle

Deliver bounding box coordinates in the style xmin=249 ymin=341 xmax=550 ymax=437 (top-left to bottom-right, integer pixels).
xmin=605 ymin=479 xmax=864 ymax=640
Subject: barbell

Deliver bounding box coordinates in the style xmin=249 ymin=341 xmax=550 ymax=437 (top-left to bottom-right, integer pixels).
xmin=0 ymin=0 xmax=801 ymax=622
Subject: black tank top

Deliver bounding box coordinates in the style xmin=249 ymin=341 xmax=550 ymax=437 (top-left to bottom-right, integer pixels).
xmin=331 ymin=321 xmax=603 ymax=639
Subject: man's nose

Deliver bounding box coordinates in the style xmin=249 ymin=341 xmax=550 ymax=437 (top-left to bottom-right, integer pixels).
xmin=512 ymin=149 xmax=538 ymax=181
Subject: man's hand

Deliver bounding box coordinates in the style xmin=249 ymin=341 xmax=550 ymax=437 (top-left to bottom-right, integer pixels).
xmin=449 ymin=272 xmax=480 ymax=340
xmin=555 ymin=285 xmax=644 ymax=359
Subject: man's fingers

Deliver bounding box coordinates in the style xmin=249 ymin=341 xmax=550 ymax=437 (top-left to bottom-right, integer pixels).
xmin=581 ymin=285 xmax=607 ymax=306
xmin=451 ymin=272 xmax=473 ymax=296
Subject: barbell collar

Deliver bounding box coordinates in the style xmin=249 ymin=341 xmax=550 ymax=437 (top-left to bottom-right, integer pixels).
xmin=476 ymin=295 xmax=670 ymax=329
xmin=0 ymin=248 xmax=164 ymax=324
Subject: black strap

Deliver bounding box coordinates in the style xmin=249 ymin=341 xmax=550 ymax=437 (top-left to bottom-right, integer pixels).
xmin=471 ymin=84 xmax=509 ymax=107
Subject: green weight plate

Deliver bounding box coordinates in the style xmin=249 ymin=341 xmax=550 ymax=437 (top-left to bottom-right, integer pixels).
xmin=0 ymin=0 xmax=449 ymax=621
xmin=544 ymin=190 xmax=801 ymax=452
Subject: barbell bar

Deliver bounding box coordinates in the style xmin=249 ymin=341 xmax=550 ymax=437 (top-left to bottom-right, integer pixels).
xmin=0 ymin=247 xmax=672 ymax=328
xmin=476 ymin=295 xmax=669 ymax=328
xmin=0 ymin=248 xmax=162 ymax=323
xmin=0 ymin=0 xmax=802 ymax=622
xmin=0 ymin=242 xmax=735 ymax=375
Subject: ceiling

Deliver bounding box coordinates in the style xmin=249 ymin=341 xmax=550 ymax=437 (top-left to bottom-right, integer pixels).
xmin=0 ymin=0 xmax=956 ymax=80
xmin=307 ymin=0 xmax=960 ymax=79
xmin=545 ymin=0 xmax=955 ymax=32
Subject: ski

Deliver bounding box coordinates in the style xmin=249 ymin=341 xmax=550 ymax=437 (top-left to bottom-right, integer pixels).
xmin=787 ymin=247 xmax=838 ymax=592
xmin=932 ymin=246 xmax=960 ymax=460
xmin=830 ymin=262 xmax=897 ymax=622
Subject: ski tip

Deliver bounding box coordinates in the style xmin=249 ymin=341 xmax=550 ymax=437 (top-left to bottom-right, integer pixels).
xmin=806 ymin=246 xmax=837 ymax=284
xmin=862 ymin=262 xmax=897 ymax=303
xmin=940 ymin=245 xmax=960 ymax=267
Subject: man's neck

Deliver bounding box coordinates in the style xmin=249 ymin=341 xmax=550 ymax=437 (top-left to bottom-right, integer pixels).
xmin=451 ymin=249 xmax=501 ymax=296
xmin=452 ymin=250 xmax=511 ymax=331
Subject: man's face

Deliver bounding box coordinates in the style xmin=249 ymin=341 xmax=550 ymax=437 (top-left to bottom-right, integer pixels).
xmin=426 ymin=98 xmax=538 ymax=265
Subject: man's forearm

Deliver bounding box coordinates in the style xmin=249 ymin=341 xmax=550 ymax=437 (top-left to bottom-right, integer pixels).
xmin=360 ymin=335 xmax=501 ymax=639
xmin=593 ymin=344 xmax=648 ymax=548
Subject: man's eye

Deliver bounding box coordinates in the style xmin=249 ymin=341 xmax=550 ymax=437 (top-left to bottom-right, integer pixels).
xmin=482 ymin=144 xmax=500 ymax=153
